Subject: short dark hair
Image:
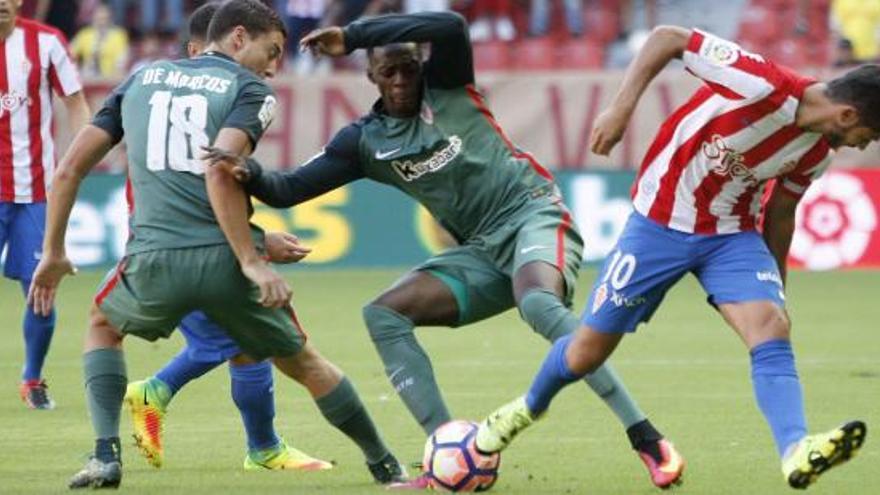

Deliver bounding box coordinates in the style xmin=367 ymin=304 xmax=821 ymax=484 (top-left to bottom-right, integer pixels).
xmin=826 ymin=64 xmax=880 ymax=131
xmin=188 ymin=2 xmax=220 ymax=43
xmin=207 ymin=0 xmax=287 ymax=43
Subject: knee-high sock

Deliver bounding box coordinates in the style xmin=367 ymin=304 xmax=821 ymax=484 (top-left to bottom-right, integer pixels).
xmin=518 ymin=289 xmax=646 ymax=426
xmin=750 ymin=339 xmax=807 ymax=457
xmin=315 ymin=376 xmax=390 ymax=464
xmin=19 ymin=279 xmax=55 ymax=382
xmin=363 ymin=304 xmax=450 ymax=434
xmin=229 ymin=360 xmax=280 ymax=452
xmin=83 ymin=348 xmax=127 ymax=462
xmin=155 ymin=349 xmax=220 ymax=396
xmin=525 ymin=334 xmax=580 ymax=415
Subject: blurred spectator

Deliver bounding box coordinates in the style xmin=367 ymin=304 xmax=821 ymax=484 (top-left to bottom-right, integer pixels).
xmin=30 ymin=0 xmax=80 ymax=39
xmin=70 ymin=2 xmax=129 ymax=78
xmin=529 ymin=0 xmax=583 ymax=37
xmin=130 ymin=32 xmax=163 ymax=74
xmin=110 ymin=0 xmax=183 ymax=35
xmin=468 ymin=0 xmax=516 ymax=41
xmin=322 ymin=0 xmax=372 ymax=26
xmin=834 ymin=37 xmax=859 ymax=67
xmin=831 ymin=0 xmax=880 ymax=62
xmin=402 ymin=0 xmax=449 ymax=12
xmin=284 ymin=0 xmax=332 ymax=74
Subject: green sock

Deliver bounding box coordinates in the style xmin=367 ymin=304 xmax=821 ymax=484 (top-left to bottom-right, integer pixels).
xmin=518 ymin=289 xmax=646 ymax=428
xmin=83 ymin=348 xmax=128 ymax=441
xmin=363 ymin=304 xmax=451 ymax=434
xmin=315 ymin=377 xmax=389 ymax=464
xmin=147 ymin=377 xmax=173 ymax=409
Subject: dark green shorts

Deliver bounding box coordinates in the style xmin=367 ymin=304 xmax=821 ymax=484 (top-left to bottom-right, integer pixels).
xmin=95 ymin=244 xmax=305 ymax=360
xmin=416 ymin=201 xmax=584 ymax=325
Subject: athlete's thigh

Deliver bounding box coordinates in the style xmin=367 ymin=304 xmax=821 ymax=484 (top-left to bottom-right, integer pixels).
xmin=510 ymin=203 xmax=584 ymax=306
xmin=179 ymin=311 xmax=242 ymax=363
xmin=582 ymin=213 xmax=694 ymax=333
xmin=694 ymin=231 xmax=786 ymax=308
xmin=197 ymin=245 xmax=305 ymax=361
xmin=414 ymin=245 xmax=515 ymax=326
xmin=96 ymin=250 xmax=188 ymax=342
xmin=4 ymin=203 xmax=45 ymax=280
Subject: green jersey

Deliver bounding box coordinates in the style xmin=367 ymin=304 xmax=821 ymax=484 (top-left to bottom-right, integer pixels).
xmin=244 ymin=12 xmax=560 ymax=243
xmin=92 ymin=52 xmax=276 ymax=255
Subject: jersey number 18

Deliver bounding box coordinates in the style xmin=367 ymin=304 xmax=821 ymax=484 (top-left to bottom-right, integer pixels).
xmin=146 ymin=91 xmax=209 ymax=174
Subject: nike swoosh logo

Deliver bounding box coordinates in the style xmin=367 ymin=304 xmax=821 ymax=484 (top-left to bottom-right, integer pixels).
xmin=375 ymin=147 xmax=402 ymax=160
xmin=143 ymin=390 xmax=149 ymax=406
xmin=520 ymin=245 xmax=549 ymax=255
xmin=388 ymin=366 xmax=406 ymax=382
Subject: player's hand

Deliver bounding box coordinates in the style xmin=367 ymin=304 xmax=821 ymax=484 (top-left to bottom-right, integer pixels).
xmin=201 ymin=146 xmax=250 ymax=183
xmin=27 ymin=255 xmax=77 ymax=317
xmin=264 ymin=232 xmax=312 ymax=264
xmin=300 ymin=27 xmax=346 ymax=58
xmin=241 ymin=260 xmax=292 ymax=308
xmin=590 ymin=107 xmax=631 ymax=156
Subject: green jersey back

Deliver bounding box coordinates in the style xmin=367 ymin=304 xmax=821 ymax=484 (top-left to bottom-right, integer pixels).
xmin=92 ymin=52 xmax=276 ymax=255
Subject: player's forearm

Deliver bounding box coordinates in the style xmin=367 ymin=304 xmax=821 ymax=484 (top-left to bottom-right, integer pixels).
xmin=610 ymin=26 xmax=691 ymax=115
xmin=62 ymin=92 xmax=91 ymax=134
xmin=343 ymin=11 xmax=467 ymax=52
xmin=206 ymin=166 xmax=262 ymax=265
xmin=44 ymin=125 xmax=113 ymax=256
xmin=244 ymin=155 xmax=362 ymax=208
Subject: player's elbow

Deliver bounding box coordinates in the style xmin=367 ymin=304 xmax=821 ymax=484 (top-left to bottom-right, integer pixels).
xmin=434 ymin=11 xmax=467 ymax=39
xmin=648 ymin=25 xmax=691 ymax=56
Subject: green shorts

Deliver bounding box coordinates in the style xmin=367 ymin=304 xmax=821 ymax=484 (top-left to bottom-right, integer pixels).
xmin=416 ymin=201 xmax=584 ymax=326
xmin=95 ymin=244 xmax=305 ymax=360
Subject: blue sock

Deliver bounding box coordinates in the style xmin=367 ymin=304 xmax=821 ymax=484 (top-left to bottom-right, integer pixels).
xmin=19 ymin=280 xmax=55 ymax=382
xmin=154 ymin=349 xmax=219 ymax=396
xmin=750 ymin=339 xmax=808 ymax=457
xmin=525 ymin=334 xmax=582 ymax=416
xmin=230 ymin=360 xmax=280 ymax=452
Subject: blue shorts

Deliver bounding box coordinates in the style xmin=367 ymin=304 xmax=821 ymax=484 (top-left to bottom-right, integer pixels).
xmin=582 ymin=212 xmax=786 ymax=333
xmin=179 ymin=311 xmax=243 ymax=363
xmin=0 ymin=202 xmax=45 ymax=281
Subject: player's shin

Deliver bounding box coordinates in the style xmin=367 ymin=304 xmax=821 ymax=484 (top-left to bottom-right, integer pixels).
xmin=525 ymin=334 xmax=581 ymax=415
xmin=363 ymin=304 xmax=450 ymax=434
xmin=19 ymin=279 xmax=56 ymax=382
xmin=84 ymin=348 xmax=127 ymax=462
xmin=750 ymin=339 xmax=808 ymax=457
xmin=519 ymin=290 xmax=646 ymax=426
xmin=315 ymin=376 xmax=391 ymax=464
xmin=230 ymin=360 xmax=280 ymax=451
xmin=155 ymin=349 xmax=219 ymax=396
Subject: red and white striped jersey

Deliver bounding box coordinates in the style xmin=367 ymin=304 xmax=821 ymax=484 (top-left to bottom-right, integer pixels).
xmin=0 ymin=17 xmax=81 ymax=204
xmin=632 ymin=29 xmax=831 ymax=234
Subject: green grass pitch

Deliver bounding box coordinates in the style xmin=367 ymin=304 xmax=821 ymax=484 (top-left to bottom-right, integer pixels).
xmin=1 ymin=269 xmax=877 ymax=494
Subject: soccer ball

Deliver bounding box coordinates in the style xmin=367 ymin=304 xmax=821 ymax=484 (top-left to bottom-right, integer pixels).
xmin=423 ymin=420 xmax=501 ymax=492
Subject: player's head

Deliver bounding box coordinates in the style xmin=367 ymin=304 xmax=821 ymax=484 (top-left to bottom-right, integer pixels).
xmin=207 ymin=0 xmax=287 ymax=79
xmin=183 ymin=1 xmax=220 ymax=58
xmin=367 ymin=43 xmax=423 ymax=118
xmin=822 ymin=64 xmax=880 ymax=150
xmin=0 ymin=0 xmax=22 ymax=30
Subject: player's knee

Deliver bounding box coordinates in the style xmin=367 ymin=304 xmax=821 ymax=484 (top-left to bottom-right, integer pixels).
xmin=363 ymin=303 xmax=414 ymax=343
xmin=517 ymin=289 xmax=574 ymax=342
xmin=758 ymin=307 xmax=791 ymax=342
xmin=86 ymin=305 xmax=123 ymax=351
xmin=566 ymin=325 xmax=616 ymax=375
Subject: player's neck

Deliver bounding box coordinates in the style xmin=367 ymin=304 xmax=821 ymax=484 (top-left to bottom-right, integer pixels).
xmin=795 ymin=83 xmax=832 ymax=133
xmin=0 ymin=19 xmax=15 ymax=40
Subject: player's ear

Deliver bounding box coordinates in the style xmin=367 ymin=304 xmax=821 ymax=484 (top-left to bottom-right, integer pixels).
xmin=838 ymin=105 xmax=860 ymax=128
xmin=366 ymin=67 xmax=376 ymax=84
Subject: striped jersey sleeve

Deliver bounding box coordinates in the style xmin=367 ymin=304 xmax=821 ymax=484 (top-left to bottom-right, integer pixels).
xmin=43 ymin=30 xmax=81 ymax=96
xmin=682 ymin=29 xmax=785 ymax=101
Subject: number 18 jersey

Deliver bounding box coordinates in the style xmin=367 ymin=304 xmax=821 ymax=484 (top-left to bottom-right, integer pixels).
xmin=92 ymin=52 xmax=276 ymax=255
